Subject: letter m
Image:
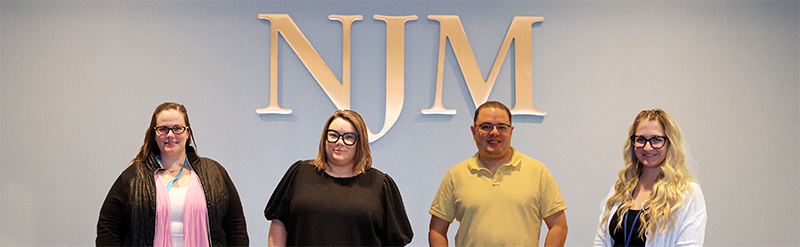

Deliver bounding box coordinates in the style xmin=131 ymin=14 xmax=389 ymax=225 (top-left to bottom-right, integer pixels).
xmin=422 ymin=16 xmax=546 ymax=116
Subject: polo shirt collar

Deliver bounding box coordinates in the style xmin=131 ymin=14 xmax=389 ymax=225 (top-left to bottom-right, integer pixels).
xmin=468 ymin=146 xmax=522 ymax=171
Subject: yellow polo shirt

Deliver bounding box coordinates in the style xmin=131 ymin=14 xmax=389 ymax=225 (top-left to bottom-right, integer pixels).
xmin=430 ymin=147 xmax=567 ymax=246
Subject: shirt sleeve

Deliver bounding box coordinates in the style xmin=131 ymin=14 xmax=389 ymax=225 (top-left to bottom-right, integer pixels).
xmin=593 ymin=186 xmax=616 ymax=247
xmin=381 ymin=174 xmax=414 ymax=246
xmin=538 ymin=166 xmax=567 ymax=219
xmin=429 ymin=170 xmax=456 ymax=222
xmin=216 ymin=161 xmax=249 ymax=246
xmin=264 ymin=160 xmax=305 ymax=223
xmin=674 ymin=183 xmax=707 ymax=247
xmin=96 ymin=165 xmax=135 ymax=246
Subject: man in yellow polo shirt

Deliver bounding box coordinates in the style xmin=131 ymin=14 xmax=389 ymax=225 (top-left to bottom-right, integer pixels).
xmin=429 ymin=101 xmax=568 ymax=246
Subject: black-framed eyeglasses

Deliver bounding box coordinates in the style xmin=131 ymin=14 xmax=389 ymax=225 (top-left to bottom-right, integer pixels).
xmin=477 ymin=123 xmax=512 ymax=133
xmin=631 ymin=135 xmax=668 ymax=149
xmin=154 ymin=126 xmax=189 ymax=135
xmin=326 ymin=129 xmax=358 ymax=146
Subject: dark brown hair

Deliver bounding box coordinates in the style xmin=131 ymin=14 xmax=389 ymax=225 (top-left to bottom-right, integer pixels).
xmin=131 ymin=102 xmax=196 ymax=163
xmin=473 ymin=101 xmax=512 ymax=125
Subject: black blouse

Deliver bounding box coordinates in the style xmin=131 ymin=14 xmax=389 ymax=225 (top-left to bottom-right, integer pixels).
xmin=264 ymin=160 xmax=413 ymax=246
xmin=610 ymin=209 xmax=647 ymax=247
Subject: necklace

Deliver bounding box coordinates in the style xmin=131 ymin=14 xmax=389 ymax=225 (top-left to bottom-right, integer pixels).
xmin=327 ymin=166 xmax=359 ymax=178
xmin=157 ymin=155 xmax=188 ymax=192
xmin=328 ymin=167 xmax=348 ymax=177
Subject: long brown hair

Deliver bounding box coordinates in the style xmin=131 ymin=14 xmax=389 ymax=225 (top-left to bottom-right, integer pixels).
xmin=601 ymin=108 xmax=695 ymax=241
xmin=131 ymin=102 xmax=196 ymax=164
xmin=313 ymin=110 xmax=372 ymax=173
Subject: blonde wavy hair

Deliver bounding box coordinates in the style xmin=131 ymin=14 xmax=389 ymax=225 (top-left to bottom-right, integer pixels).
xmin=601 ymin=108 xmax=695 ymax=241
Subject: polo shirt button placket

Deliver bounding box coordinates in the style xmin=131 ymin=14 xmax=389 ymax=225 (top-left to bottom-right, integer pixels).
xmin=492 ymin=170 xmax=501 ymax=186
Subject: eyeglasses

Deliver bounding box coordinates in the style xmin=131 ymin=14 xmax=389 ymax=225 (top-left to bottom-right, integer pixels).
xmin=631 ymin=135 xmax=668 ymax=149
xmin=326 ymin=129 xmax=358 ymax=146
xmin=477 ymin=123 xmax=512 ymax=133
xmin=154 ymin=126 xmax=189 ymax=135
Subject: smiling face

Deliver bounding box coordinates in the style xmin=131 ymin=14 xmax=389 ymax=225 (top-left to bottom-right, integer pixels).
xmin=154 ymin=109 xmax=190 ymax=159
xmin=325 ymin=117 xmax=358 ymax=168
xmin=634 ymin=120 xmax=669 ymax=170
xmin=471 ymin=107 xmax=515 ymax=162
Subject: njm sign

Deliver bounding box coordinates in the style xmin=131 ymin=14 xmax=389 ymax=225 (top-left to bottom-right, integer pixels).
xmin=256 ymin=14 xmax=546 ymax=142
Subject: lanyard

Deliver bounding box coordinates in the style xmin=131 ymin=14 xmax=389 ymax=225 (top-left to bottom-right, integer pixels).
xmin=157 ymin=155 xmax=188 ymax=192
xmin=624 ymin=187 xmax=648 ymax=247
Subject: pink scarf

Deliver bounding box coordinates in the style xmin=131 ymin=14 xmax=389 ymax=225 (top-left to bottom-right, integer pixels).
xmin=154 ymin=167 xmax=211 ymax=247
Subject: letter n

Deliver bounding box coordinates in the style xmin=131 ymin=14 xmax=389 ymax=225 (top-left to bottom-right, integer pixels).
xmin=255 ymin=14 xmax=361 ymax=114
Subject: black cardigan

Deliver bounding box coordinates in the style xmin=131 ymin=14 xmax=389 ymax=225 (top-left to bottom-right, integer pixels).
xmin=96 ymin=147 xmax=248 ymax=246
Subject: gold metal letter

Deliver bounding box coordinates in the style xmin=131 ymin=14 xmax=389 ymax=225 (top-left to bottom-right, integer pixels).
xmin=368 ymin=15 xmax=417 ymax=142
xmin=255 ymin=14 xmax=362 ymax=114
xmin=422 ymin=16 xmax=546 ymax=116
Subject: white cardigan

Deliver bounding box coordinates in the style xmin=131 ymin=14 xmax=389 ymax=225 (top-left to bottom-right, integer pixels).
xmin=593 ymin=182 xmax=707 ymax=247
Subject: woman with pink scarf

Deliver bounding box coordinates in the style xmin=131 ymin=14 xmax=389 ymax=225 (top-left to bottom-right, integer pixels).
xmin=97 ymin=102 xmax=249 ymax=246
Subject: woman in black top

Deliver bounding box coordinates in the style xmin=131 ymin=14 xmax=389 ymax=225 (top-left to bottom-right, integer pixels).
xmin=264 ymin=110 xmax=413 ymax=246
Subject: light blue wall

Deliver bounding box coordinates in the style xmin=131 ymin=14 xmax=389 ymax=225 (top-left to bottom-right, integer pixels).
xmin=1 ymin=1 xmax=798 ymax=246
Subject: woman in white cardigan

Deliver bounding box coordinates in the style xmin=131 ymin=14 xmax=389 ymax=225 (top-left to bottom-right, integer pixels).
xmin=594 ymin=109 xmax=706 ymax=247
